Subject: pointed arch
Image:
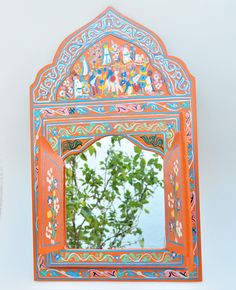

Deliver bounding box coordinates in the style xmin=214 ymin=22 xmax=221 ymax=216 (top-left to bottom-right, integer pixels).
xmin=30 ymin=7 xmax=194 ymax=104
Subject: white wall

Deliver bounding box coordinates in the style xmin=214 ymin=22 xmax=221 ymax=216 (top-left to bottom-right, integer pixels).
xmin=0 ymin=0 xmax=235 ymax=289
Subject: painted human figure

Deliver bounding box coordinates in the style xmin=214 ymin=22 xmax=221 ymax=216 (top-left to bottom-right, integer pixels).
xmin=122 ymin=44 xmax=132 ymax=64
xmin=120 ymin=71 xmax=127 ymax=91
xmin=110 ymin=69 xmax=123 ymax=95
xmin=153 ymin=71 xmax=164 ymax=94
xmin=145 ymin=70 xmax=155 ymax=94
xmin=111 ymin=40 xmax=120 ymax=62
xmin=120 ymin=71 xmax=133 ymax=95
xmin=73 ymin=75 xmax=83 ymax=98
xmin=80 ymin=55 xmax=90 ymax=76
xmin=145 ymin=76 xmax=153 ymax=93
xmin=130 ymin=45 xmax=136 ymax=61
xmin=105 ymin=67 xmax=114 ymax=93
xmin=89 ymin=71 xmax=98 ymax=96
xmin=125 ymin=80 xmax=133 ymax=95
xmin=81 ymin=76 xmax=90 ymax=96
xmin=102 ymin=42 xmax=112 ymax=65
xmin=135 ymin=53 xmax=145 ymax=65
xmin=132 ymin=71 xmax=141 ymax=93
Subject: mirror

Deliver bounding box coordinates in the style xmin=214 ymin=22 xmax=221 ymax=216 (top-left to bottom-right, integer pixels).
xmin=65 ymin=136 xmax=165 ymax=249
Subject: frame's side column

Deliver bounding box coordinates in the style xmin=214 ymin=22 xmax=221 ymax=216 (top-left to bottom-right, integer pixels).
xmin=164 ymin=127 xmax=194 ymax=269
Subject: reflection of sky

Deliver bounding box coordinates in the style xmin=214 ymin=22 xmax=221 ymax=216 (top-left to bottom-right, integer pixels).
xmin=73 ymin=136 xmax=165 ymax=249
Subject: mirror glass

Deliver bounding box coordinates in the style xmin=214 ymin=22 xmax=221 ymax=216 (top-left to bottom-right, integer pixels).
xmin=65 ymin=136 xmax=165 ymax=249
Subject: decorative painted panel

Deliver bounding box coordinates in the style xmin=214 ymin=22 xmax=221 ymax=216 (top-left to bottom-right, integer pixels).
xmin=56 ymin=35 xmax=170 ymax=101
xmin=38 ymin=137 xmax=65 ymax=254
xmin=31 ymin=8 xmax=191 ymax=103
xmin=164 ymin=138 xmax=185 ymax=249
xmin=164 ymin=122 xmax=194 ymax=269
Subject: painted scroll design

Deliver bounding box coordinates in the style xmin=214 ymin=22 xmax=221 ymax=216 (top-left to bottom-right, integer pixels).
xmin=37 ymin=254 xmax=190 ymax=280
xmin=33 ymin=100 xmax=190 ymax=126
xmin=50 ymin=250 xmax=181 ymax=265
xmin=46 ymin=120 xmax=176 ymax=153
xmin=140 ymin=135 xmax=164 ymax=152
xmin=32 ymin=8 xmax=191 ymax=103
xmin=61 ymin=139 xmax=83 ymax=154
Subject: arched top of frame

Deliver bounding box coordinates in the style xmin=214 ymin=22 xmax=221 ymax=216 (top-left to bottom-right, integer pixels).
xmin=60 ymin=133 xmax=165 ymax=159
xmin=31 ymin=7 xmax=194 ymax=104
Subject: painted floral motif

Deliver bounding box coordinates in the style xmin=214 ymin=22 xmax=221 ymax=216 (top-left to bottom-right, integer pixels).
xmin=168 ymin=192 xmax=174 ymax=208
xmin=45 ymin=168 xmax=60 ymax=244
xmin=168 ymin=159 xmax=183 ymax=243
xmin=56 ymin=36 xmax=169 ymax=101
xmin=173 ymin=159 xmax=179 ymax=176
xmin=176 ymin=221 xmax=183 ymax=239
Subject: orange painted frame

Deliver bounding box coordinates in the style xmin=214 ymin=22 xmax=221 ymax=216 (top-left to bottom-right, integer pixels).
xmin=30 ymin=7 xmax=202 ymax=281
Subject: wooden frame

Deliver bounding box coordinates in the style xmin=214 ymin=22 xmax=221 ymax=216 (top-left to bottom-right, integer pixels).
xmin=30 ymin=7 xmax=202 ymax=281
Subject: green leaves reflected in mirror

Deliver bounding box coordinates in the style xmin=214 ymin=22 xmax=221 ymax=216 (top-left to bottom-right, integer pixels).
xmin=65 ymin=136 xmax=164 ymax=249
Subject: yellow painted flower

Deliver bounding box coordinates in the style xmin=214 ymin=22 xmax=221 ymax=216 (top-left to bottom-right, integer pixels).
xmin=52 ymin=190 xmax=56 ymax=197
xmin=175 ymin=182 xmax=179 ymax=191
xmin=47 ymin=210 xmax=52 ymax=219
